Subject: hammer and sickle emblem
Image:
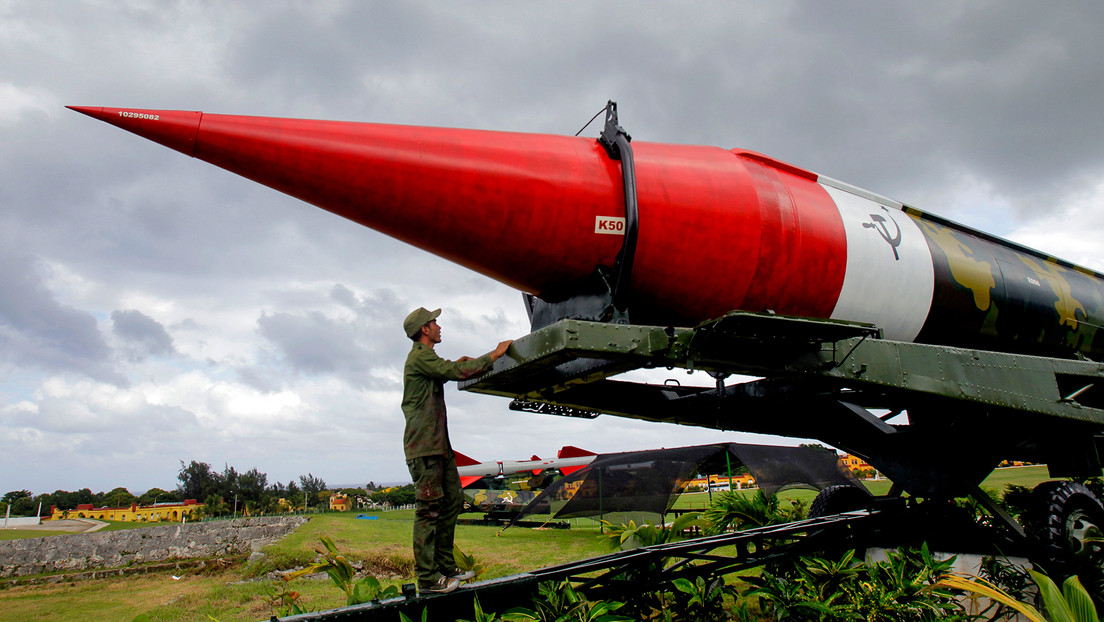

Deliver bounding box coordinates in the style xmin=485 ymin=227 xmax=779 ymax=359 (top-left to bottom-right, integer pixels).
xmin=862 ymin=207 xmax=903 ymax=260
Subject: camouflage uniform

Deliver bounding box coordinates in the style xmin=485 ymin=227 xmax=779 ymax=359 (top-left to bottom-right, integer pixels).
xmin=402 ymin=341 xmax=492 ymax=588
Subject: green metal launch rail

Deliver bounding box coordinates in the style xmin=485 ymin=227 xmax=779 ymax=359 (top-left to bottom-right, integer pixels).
xmin=462 ymin=312 xmax=1104 ymax=497
xmin=276 ymin=501 xmax=1025 ymax=621
xmin=467 ymin=312 xmax=1104 ymax=428
xmin=280 ymin=510 xmax=892 ymax=622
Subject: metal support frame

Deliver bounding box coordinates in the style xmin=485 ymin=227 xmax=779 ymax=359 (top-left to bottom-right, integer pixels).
xmin=280 ymin=499 xmax=1032 ymax=621
xmin=280 ymin=510 xmax=885 ymax=621
xmin=461 ymin=312 xmax=1104 ymax=495
xmin=457 ymin=311 xmax=1104 ymax=545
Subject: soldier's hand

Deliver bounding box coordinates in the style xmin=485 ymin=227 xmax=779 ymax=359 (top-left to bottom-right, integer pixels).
xmin=491 ymin=340 xmax=513 ymax=361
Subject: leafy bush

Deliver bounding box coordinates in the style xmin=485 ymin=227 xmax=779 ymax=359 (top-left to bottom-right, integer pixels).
xmin=597 ymin=514 xmax=735 ymax=619
xmin=599 ymin=512 xmax=702 ymax=551
xmin=285 ymin=535 xmax=399 ymax=606
xmin=738 ymin=545 xmax=965 ymax=621
xmin=502 ymin=580 xmax=632 ymax=622
xmin=671 ymin=575 xmax=736 ymax=622
xmin=703 ymin=490 xmax=806 ymax=535
xmin=454 ymin=544 xmax=485 ymax=582
xmin=939 ymin=569 xmax=1100 ymax=622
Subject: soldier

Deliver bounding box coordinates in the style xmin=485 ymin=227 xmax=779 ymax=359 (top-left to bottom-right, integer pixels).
xmin=401 ymin=307 xmax=513 ymax=594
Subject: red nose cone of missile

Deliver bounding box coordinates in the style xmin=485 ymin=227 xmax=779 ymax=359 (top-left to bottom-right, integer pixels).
xmin=68 ymin=105 xmax=849 ymax=328
xmin=67 ymin=106 xmax=204 ymax=157
xmin=68 ymin=105 xmax=640 ymax=304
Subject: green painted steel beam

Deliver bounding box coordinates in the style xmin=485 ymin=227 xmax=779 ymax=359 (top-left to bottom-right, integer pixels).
xmin=462 ymin=312 xmax=1104 ymax=425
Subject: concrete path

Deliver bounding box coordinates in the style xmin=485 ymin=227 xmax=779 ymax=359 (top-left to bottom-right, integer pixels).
xmin=4 ymin=518 xmax=108 ymax=533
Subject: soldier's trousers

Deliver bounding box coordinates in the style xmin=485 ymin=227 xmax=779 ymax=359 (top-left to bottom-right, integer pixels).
xmin=406 ymin=453 xmax=463 ymax=586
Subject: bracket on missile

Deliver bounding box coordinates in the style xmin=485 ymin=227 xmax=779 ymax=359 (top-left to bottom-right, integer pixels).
xmin=462 ymin=312 xmax=1104 ymax=497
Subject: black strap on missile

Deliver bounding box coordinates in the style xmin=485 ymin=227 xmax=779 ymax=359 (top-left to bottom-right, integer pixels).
xmin=597 ymin=100 xmax=638 ymax=312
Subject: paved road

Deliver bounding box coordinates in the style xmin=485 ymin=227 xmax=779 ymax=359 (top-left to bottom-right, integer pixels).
xmin=3 ymin=519 xmax=107 ymax=532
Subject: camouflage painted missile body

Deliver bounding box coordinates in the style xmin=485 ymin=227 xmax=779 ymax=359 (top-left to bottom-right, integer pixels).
xmin=68 ymin=106 xmax=1104 ymax=359
xmin=911 ymin=213 xmax=1104 ymax=357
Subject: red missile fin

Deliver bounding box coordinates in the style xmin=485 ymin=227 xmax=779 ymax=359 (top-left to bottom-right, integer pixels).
xmin=453 ymin=451 xmax=479 ymax=467
xmin=557 ymin=446 xmax=596 ymax=458
xmin=453 ymin=451 xmax=484 ymax=487
xmin=557 ymin=446 xmax=596 ymax=476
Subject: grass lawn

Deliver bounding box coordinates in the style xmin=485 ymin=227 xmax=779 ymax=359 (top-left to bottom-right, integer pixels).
xmin=0 ymin=510 xmax=612 ymax=621
xmin=0 ymin=530 xmax=72 ymax=540
xmin=0 ymin=465 xmax=1062 ymax=620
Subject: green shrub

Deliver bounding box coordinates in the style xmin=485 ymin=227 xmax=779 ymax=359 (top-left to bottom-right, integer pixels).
xmin=738 ymin=545 xmax=966 ymax=621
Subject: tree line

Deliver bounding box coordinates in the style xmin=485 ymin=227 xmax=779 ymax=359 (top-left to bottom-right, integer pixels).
xmin=2 ymin=460 xmax=416 ymax=518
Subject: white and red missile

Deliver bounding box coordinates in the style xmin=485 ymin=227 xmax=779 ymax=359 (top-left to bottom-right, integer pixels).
xmin=68 ymin=106 xmax=1104 ymax=358
xmin=454 ymin=446 xmax=597 ymax=488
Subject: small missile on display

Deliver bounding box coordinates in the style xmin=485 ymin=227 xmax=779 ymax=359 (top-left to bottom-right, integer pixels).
xmin=454 ymin=446 xmax=597 ymax=488
xmin=68 ymin=106 xmax=1104 ymax=358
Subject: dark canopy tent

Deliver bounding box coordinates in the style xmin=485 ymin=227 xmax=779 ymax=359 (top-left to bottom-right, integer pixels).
xmin=509 ymin=443 xmax=864 ymax=526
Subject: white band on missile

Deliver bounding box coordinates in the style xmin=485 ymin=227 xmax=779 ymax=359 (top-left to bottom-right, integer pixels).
xmin=822 ymin=184 xmax=935 ymax=342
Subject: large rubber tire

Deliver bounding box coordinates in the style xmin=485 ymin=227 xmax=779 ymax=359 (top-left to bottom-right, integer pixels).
xmin=1030 ymin=481 xmax=1104 ymax=578
xmin=808 ymin=484 xmax=871 ymax=518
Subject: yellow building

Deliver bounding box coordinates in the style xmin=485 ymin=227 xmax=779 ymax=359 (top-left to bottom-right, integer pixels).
xmin=48 ymin=499 xmax=202 ymax=522
xmin=684 ymin=473 xmax=756 ymax=491
xmin=329 ymin=494 xmax=351 ymax=511
xmin=841 ymin=453 xmax=876 ymax=477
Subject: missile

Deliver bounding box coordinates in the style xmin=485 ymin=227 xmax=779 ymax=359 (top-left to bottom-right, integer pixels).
xmin=69 ymin=105 xmax=1104 ymax=358
xmin=454 ymin=447 xmax=597 ymax=488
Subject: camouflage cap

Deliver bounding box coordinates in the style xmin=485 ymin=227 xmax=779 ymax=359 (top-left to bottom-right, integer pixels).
xmin=403 ymin=307 xmax=441 ymax=339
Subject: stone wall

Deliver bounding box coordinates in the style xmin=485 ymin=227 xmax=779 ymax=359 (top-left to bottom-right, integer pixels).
xmin=0 ymin=516 xmax=309 ymax=578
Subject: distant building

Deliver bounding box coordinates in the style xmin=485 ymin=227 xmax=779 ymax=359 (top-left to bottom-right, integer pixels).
xmin=47 ymin=499 xmax=202 ymax=522
xmin=684 ymin=473 xmax=756 ymax=492
xmin=329 ymin=494 xmax=351 ymax=511
xmin=840 ymin=453 xmax=877 ymax=478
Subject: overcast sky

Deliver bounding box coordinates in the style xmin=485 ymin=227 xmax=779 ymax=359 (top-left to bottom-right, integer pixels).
xmin=4 ymin=1 xmax=1104 ymax=496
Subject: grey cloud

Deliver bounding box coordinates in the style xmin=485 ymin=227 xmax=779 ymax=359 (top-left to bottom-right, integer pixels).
xmin=480 ymin=308 xmax=512 ymax=335
xmin=258 ymin=310 xmax=364 ymax=375
xmin=224 ymin=4 xmax=369 ymax=104
xmin=255 ymin=312 xmax=397 ymax=391
xmin=743 ymin=3 xmax=1104 ymax=210
xmin=235 ymin=364 xmax=285 ymax=394
xmin=111 ymin=309 xmax=176 ymax=360
xmin=27 ymin=396 xmax=199 ymax=437
xmin=330 ymin=283 xmax=359 ymax=309
xmin=254 ymin=286 xmax=412 ymax=389
xmin=0 ymin=250 xmax=122 ymax=385
xmin=332 ymin=286 xmax=406 ymax=323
